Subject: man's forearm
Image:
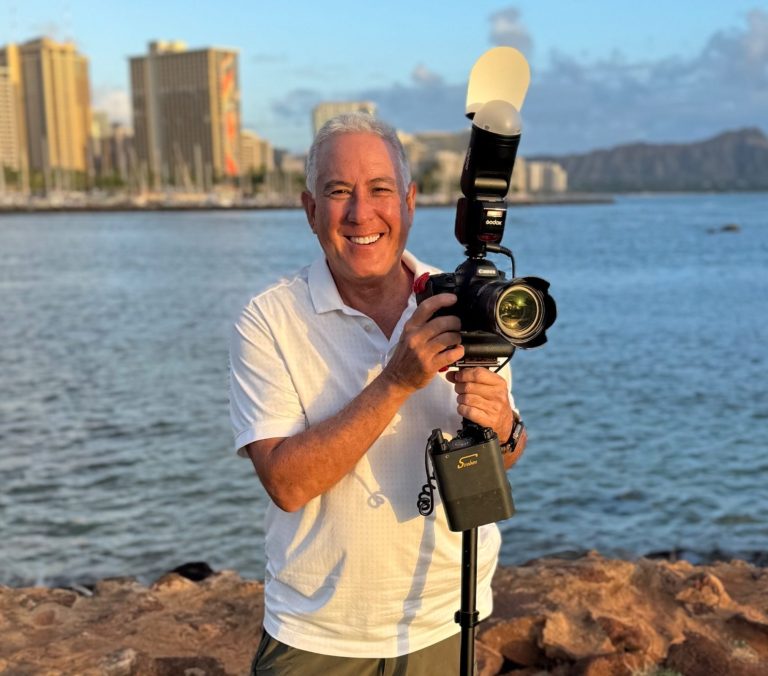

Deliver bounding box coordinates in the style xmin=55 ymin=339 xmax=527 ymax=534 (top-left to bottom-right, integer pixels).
xmin=247 ymin=293 xmax=465 ymax=512
xmin=247 ymin=371 xmax=413 ymax=512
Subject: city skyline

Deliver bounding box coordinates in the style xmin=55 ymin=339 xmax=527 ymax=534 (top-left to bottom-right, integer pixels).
xmin=1 ymin=1 xmax=767 ymax=155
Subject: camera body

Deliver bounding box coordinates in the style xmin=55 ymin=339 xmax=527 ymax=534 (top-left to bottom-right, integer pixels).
xmin=416 ymin=258 xmax=515 ymax=360
xmin=416 ymin=257 xmax=555 ymax=360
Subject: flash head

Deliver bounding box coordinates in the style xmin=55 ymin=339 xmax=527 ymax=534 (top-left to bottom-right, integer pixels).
xmin=460 ymin=101 xmax=522 ymax=201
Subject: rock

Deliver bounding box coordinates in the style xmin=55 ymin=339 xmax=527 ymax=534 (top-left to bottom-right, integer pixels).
xmin=726 ymin=614 xmax=768 ymax=658
xmin=593 ymin=615 xmax=650 ymax=653
xmin=475 ymin=641 xmax=505 ymax=676
xmin=478 ymin=616 xmax=544 ymax=666
xmin=94 ymin=576 xmax=144 ymax=596
xmin=0 ymin=564 xmax=263 ymax=675
xmin=2 ymin=555 xmax=768 ymax=675
xmin=152 ymin=655 xmax=229 ymax=675
xmin=541 ymin=611 xmax=613 ymax=661
xmin=707 ymin=222 xmax=742 ymax=234
xmin=675 ymin=570 xmax=732 ymax=612
xmin=665 ymin=632 xmax=766 ymax=676
xmin=99 ymin=648 xmax=149 ymax=676
xmin=171 ymin=561 xmax=216 ymax=582
xmin=151 ymin=572 xmax=200 ymax=592
xmin=571 ymin=652 xmax=649 ymax=676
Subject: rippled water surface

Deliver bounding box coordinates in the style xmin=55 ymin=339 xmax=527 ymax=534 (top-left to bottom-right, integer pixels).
xmin=1 ymin=194 xmax=766 ymax=586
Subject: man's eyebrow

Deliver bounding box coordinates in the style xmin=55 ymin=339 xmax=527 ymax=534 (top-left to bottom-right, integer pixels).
xmin=322 ymin=180 xmax=353 ymax=192
xmin=322 ymin=177 xmax=397 ymax=192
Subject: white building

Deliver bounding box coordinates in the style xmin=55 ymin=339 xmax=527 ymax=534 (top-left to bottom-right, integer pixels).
xmin=312 ymin=101 xmax=376 ymax=135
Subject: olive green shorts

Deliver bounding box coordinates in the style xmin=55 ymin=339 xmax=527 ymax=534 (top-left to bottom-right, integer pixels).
xmin=250 ymin=629 xmax=462 ymax=675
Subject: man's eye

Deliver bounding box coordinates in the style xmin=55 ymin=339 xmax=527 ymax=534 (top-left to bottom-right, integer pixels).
xmin=329 ymin=188 xmax=351 ymax=196
xmin=373 ymin=186 xmax=393 ymax=194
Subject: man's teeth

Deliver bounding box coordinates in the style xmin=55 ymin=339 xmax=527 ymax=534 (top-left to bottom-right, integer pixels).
xmin=349 ymin=234 xmax=381 ymax=245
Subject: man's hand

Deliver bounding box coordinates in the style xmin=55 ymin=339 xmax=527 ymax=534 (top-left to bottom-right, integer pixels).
xmin=382 ymin=293 xmax=464 ymax=394
xmin=446 ymin=367 xmax=514 ymax=443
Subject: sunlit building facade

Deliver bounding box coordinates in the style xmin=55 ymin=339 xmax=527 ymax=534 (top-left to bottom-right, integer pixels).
xmin=20 ymin=38 xmax=91 ymax=175
xmin=130 ymin=41 xmax=241 ymax=189
xmin=240 ymin=130 xmax=274 ymax=174
xmin=0 ymin=38 xmax=90 ymax=179
xmin=0 ymin=64 xmax=21 ymax=172
xmin=312 ymin=101 xmax=376 ymax=136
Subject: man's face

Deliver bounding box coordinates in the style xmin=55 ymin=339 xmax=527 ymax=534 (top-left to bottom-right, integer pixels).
xmin=302 ymin=132 xmax=416 ymax=294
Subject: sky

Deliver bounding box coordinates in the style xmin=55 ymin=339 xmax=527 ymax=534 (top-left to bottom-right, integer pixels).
xmin=2 ymin=0 xmax=767 ymax=155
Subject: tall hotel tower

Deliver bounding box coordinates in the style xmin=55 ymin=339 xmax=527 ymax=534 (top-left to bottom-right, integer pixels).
xmin=130 ymin=41 xmax=241 ymax=189
xmin=0 ymin=38 xmax=91 ymax=180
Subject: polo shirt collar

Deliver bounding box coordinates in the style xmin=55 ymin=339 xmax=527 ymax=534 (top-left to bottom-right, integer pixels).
xmin=307 ymin=250 xmax=433 ymax=315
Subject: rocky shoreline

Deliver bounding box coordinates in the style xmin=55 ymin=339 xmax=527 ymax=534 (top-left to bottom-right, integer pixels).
xmin=2 ymin=552 xmax=767 ymax=675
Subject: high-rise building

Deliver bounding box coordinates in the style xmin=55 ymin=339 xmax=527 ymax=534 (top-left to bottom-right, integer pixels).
xmin=0 ymin=65 xmax=21 ymax=172
xmin=240 ymin=130 xmax=274 ymax=174
xmin=90 ymin=110 xmax=111 ymax=177
xmin=130 ymin=41 xmax=240 ymax=189
xmin=0 ymin=44 xmax=28 ymax=179
xmin=12 ymin=38 xmax=91 ymax=177
xmin=108 ymin=123 xmax=134 ymax=184
xmin=526 ymin=161 xmax=567 ymax=193
xmin=312 ymin=101 xmax=376 ymax=136
xmin=510 ymin=156 xmax=527 ymax=193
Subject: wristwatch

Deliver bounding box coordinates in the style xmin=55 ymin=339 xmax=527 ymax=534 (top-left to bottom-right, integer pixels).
xmin=500 ymin=413 xmax=525 ymax=455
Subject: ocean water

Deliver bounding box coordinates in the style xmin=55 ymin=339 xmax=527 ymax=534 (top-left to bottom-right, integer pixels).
xmin=1 ymin=193 xmax=766 ymax=587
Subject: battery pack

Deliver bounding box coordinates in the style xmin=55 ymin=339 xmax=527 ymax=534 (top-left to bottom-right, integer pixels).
xmin=431 ymin=436 xmax=515 ymax=531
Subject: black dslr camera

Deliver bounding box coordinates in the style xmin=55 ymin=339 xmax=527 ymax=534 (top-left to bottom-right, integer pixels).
xmin=415 ymin=54 xmax=556 ymax=533
xmin=415 ymin=98 xmax=556 ymax=363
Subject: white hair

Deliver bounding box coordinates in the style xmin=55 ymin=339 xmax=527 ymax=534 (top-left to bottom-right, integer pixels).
xmin=305 ymin=113 xmax=412 ymax=195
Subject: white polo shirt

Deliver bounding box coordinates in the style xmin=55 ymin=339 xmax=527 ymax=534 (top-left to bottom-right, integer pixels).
xmin=229 ymin=250 xmax=512 ymax=658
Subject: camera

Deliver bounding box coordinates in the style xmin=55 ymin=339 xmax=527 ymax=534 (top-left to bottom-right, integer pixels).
xmin=415 ymin=259 xmax=555 ymax=360
xmin=415 ymin=47 xmax=556 ymax=533
xmin=414 ymin=73 xmax=555 ymax=362
xmin=416 ymin=48 xmax=558 ymax=676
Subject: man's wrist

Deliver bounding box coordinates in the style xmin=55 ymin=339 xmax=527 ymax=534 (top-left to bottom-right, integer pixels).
xmin=500 ymin=412 xmax=525 ymax=455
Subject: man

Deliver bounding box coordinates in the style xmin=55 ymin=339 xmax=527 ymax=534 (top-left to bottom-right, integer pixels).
xmin=230 ymin=113 xmax=526 ymax=675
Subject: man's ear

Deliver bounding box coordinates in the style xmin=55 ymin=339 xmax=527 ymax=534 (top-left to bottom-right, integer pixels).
xmin=301 ymin=191 xmax=317 ymax=233
xmin=405 ymin=181 xmax=417 ymax=220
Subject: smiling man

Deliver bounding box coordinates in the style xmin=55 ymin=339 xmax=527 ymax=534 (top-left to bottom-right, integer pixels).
xmin=229 ymin=113 xmax=526 ymax=675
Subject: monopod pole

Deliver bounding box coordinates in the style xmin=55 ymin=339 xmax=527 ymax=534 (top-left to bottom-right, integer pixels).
xmin=457 ymin=527 xmax=479 ymax=676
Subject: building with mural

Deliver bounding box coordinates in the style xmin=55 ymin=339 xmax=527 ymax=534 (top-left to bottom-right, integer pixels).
xmin=129 ymin=41 xmax=240 ymax=190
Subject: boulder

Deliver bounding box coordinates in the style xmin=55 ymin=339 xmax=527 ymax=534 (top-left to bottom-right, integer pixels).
xmin=2 ymin=554 xmax=768 ymax=674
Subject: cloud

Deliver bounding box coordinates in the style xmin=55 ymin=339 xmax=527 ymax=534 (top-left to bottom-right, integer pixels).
xmin=489 ymin=7 xmax=533 ymax=56
xmin=271 ymin=88 xmax=325 ymax=123
xmin=522 ymin=8 xmax=768 ymax=154
xmin=263 ymin=9 xmax=768 ymax=154
xmin=92 ymin=87 xmax=131 ymax=126
xmin=411 ymin=64 xmax=444 ymax=87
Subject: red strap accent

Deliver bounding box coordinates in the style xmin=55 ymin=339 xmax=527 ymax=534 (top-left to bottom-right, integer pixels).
xmin=413 ymin=272 xmax=431 ymax=294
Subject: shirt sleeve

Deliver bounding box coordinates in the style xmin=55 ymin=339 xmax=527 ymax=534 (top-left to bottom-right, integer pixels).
xmin=229 ymin=300 xmax=307 ymax=457
xmin=499 ymin=361 xmax=519 ymax=417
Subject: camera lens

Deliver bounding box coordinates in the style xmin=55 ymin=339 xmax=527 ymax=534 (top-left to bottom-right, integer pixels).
xmin=495 ymin=285 xmax=543 ymax=340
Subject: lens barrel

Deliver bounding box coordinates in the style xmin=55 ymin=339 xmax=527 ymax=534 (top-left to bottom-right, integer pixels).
xmin=496 ymin=285 xmax=544 ymax=340
xmin=474 ymin=276 xmax=554 ymax=348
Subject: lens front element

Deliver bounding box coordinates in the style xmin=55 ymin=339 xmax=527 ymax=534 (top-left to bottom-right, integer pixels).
xmin=496 ymin=285 xmax=543 ymax=340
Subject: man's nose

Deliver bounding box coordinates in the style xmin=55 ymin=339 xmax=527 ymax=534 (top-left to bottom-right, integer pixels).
xmin=345 ymin=192 xmax=374 ymax=224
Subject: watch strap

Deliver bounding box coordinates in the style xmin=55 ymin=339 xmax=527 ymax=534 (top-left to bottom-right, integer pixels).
xmin=500 ymin=417 xmax=525 ymax=455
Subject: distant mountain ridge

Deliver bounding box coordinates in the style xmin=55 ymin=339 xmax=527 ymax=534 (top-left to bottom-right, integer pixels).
xmin=532 ymin=128 xmax=768 ymax=192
